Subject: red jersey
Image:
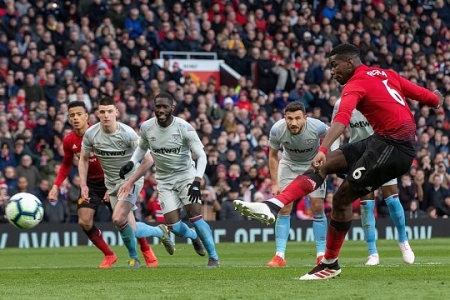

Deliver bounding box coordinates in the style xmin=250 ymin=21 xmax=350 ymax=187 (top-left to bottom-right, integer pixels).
xmin=333 ymin=65 xmax=439 ymax=141
xmin=53 ymin=130 xmax=104 ymax=187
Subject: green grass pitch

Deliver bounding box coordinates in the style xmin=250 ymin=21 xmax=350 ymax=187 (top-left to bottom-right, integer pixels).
xmin=0 ymin=239 xmax=449 ymax=300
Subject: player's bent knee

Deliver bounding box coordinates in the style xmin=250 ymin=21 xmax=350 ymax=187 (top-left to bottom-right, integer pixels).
xmin=78 ymin=218 xmax=93 ymax=228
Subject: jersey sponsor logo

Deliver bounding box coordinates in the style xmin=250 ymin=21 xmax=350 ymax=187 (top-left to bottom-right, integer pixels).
xmin=349 ymin=121 xmax=370 ymax=128
xmin=172 ymin=134 xmax=181 ymax=142
xmin=153 ymin=146 xmax=182 ymax=154
xmin=94 ymin=149 xmax=126 ymax=156
xmin=366 ymin=70 xmax=387 ymax=77
xmin=284 ymin=146 xmax=313 ymax=154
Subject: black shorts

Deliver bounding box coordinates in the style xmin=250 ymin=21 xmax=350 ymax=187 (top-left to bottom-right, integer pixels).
xmin=341 ymin=134 xmax=415 ymax=197
xmin=77 ymin=180 xmax=108 ymax=211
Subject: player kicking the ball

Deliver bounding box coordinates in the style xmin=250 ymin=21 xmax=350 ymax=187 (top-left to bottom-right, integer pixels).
xmin=332 ymin=99 xmax=414 ymax=265
xmin=266 ymin=101 xmax=328 ymax=267
xmin=118 ymin=92 xmax=220 ymax=267
xmin=78 ymin=96 xmax=174 ymax=268
xmin=234 ymin=43 xmax=442 ymax=279
xmin=48 ymin=101 xmax=158 ymax=268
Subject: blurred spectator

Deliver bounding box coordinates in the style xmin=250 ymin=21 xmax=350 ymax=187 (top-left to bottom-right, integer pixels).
xmin=200 ymin=188 xmax=221 ymax=221
xmin=296 ymin=196 xmax=313 ymax=220
xmin=436 ymin=195 xmax=450 ymax=218
xmin=220 ymin=187 xmax=244 ymax=220
xmin=15 ymin=154 xmax=41 ymax=191
xmin=0 ymin=142 xmax=16 ymax=172
xmin=427 ymin=173 xmax=449 ymax=211
xmin=414 ymin=168 xmax=433 ymax=211
xmin=405 ymin=200 xmax=428 ymax=219
xmin=397 ymin=174 xmax=418 ymax=211
xmin=0 ymin=194 xmax=7 ymax=223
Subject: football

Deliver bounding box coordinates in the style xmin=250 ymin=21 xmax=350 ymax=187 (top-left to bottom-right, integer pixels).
xmin=6 ymin=193 xmax=44 ymax=229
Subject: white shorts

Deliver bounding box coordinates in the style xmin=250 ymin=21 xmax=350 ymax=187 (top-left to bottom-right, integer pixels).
xmin=382 ymin=178 xmax=397 ymax=187
xmin=108 ymin=177 xmax=144 ymax=211
xmin=278 ymin=161 xmax=326 ymax=198
xmin=157 ymin=175 xmax=195 ymax=214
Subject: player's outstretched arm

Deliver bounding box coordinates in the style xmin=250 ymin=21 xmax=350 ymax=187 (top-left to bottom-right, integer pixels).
xmin=399 ymin=76 xmax=442 ymax=107
xmin=78 ymin=149 xmax=91 ymax=202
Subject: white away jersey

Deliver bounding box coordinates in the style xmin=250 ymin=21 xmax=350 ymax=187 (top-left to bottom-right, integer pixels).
xmin=139 ymin=117 xmax=204 ymax=181
xmin=82 ymin=122 xmax=143 ymax=191
xmin=269 ymin=118 xmax=328 ymax=164
xmin=332 ymin=98 xmax=374 ymax=143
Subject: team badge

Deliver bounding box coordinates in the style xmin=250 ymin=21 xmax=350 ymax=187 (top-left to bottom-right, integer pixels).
xmin=172 ymin=134 xmax=181 ymax=142
xmin=304 ymin=139 xmax=315 ymax=145
xmin=117 ymin=141 xmax=125 ymax=148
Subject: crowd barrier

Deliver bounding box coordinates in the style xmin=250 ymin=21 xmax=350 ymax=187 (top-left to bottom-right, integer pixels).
xmin=0 ymin=219 xmax=446 ymax=249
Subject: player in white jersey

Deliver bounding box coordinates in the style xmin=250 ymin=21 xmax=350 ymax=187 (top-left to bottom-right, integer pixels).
xmin=78 ymin=96 xmax=174 ymax=268
xmin=332 ymin=99 xmax=414 ymax=265
xmin=265 ymin=102 xmax=328 ymax=267
xmin=118 ymin=92 xmax=219 ymax=267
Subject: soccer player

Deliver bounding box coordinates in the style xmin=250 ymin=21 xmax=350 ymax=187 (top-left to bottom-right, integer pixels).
xmin=266 ymin=101 xmax=328 ymax=267
xmin=48 ymin=101 xmax=159 ymax=268
xmin=78 ymin=96 xmax=174 ymax=268
xmin=118 ymin=92 xmax=220 ymax=267
xmin=233 ymin=43 xmax=442 ymax=279
xmin=331 ymin=99 xmax=414 ymax=265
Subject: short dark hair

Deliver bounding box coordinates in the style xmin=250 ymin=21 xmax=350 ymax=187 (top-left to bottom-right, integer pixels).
xmin=98 ymin=95 xmax=115 ymax=106
xmin=154 ymin=92 xmax=175 ymax=105
xmin=68 ymin=101 xmax=87 ymax=112
xmin=285 ymin=101 xmax=306 ymax=114
xmin=329 ymin=43 xmax=360 ymax=60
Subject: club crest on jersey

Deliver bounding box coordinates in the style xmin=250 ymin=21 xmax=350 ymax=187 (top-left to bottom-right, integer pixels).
xmin=117 ymin=141 xmax=125 ymax=148
xmin=172 ymin=134 xmax=181 ymax=142
xmin=304 ymin=139 xmax=315 ymax=145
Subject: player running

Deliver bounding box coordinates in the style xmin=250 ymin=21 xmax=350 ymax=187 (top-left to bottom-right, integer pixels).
xmin=266 ymin=101 xmax=328 ymax=267
xmin=118 ymin=92 xmax=220 ymax=267
xmin=332 ymin=99 xmax=414 ymax=265
xmin=233 ymin=43 xmax=442 ymax=279
xmin=78 ymin=97 xmax=174 ymax=268
xmin=48 ymin=101 xmax=159 ymax=268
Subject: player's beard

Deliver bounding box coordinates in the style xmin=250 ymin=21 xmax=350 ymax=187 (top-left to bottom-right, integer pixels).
xmin=288 ymin=126 xmax=301 ymax=135
xmin=156 ymin=111 xmax=172 ymax=126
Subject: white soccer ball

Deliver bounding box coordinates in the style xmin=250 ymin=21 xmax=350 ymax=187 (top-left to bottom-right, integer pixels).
xmin=6 ymin=193 xmax=44 ymax=229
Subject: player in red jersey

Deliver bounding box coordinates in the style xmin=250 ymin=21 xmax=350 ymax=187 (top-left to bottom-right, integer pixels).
xmin=233 ymin=43 xmax=444 ymax=279
xmin=48 ymin=101 xmax=158 ymax=268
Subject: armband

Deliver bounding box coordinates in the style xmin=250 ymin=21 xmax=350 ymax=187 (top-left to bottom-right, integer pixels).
xmin=319 ymin=146 xmax=328 ymax=155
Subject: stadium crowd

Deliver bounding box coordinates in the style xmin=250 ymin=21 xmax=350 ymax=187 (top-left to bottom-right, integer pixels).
xmin=1 ymin=0 xmax=450 ymax=224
